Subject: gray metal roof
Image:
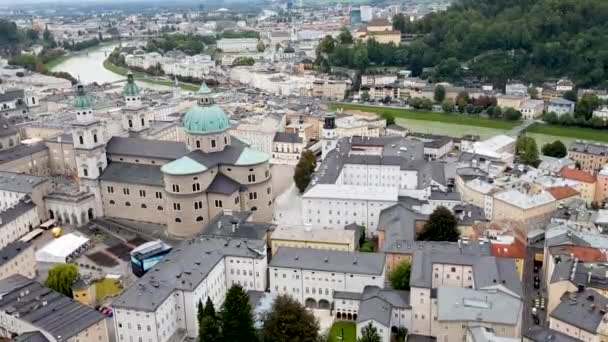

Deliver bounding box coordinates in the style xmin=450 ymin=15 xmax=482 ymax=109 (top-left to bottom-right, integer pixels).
xmin=0 ymin=172 xmax=47 ymax=193
xmin=0 ymin=275 xmax=106 ymax=340
xmin=0 ymin=241 xmax=32 ymax=268
xmin=550 ymin=258 xmax=608 ymax=290
xmin=100 ymin=162 xmax=163 ymax=187
xmin=410 ymin=249 xmax=522 ymax=297
xmin=185 ymin=137 xmax=249 ymax=169
xmin=0 ymin=200 xmax=36 ymax=228
xmin=273 ymin=132 xmax=302 ymax=144
xmin=0 ymin=89 xmax=24 ymax=103
xmin=524 ymin=327 xmax=579 ymax=342
xmin=203 ymin=211 xmax=274 ymax=240
xmin=356 ymin=285 xmax=410 ymax=326
xmin=377 ymin=203 xmax=427 ymax=243
xmin=13 ymin=331 xmax=50 ymax=342
xmin=436 ymin=287 xmax=522 ymax=325
xmin=569 ymin=142 xmax=608 ymax=156
xmin=270 ymin=247 xmax=385 ymax=275
xmin=0 ymin=144 xmax=48 ymax=164
xmin=550 ymin=289 xmax=608 ymax=333
xmin=206 ymin=173 xmax=242 ymax=194
xmin=429 ymin=191 xmax=461 ymax=201
xmin=106 ymin=137 xmax=188 ymax=160
xmin=0 ymin=115 xmax=17 ymax=138
xmin=113 ymin=237 xmax=266 ymax=311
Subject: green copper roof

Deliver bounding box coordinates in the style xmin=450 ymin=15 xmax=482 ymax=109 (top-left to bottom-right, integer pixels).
xmin=183 ymin=105 xmax=231 ymax=135
xmin=123 ymin=73 xmax=141 ymax=97
xmin=197 ymin=82 xmax=211 ymax=94
xmin=161 ymin=156 xmax=207 ymax=176
xmin=235 ymin=147 xmax=270 ymax=166
xmin=73 ymin=84 xmax=94 ymax=109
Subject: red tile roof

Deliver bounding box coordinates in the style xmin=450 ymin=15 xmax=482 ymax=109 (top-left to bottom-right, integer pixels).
xmin=560 ymin=168 xmax=597 ymax=183
xmin=564 ymin=246 xmax=608 ymax=262
xmin=491 ymin=240 xmax=526 ymax=259
xmin=546 ymin=186 xmax=580 ymax=200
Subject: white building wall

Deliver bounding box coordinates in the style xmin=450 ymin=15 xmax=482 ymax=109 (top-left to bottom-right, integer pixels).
xmin=302 ymin=197 xmax=395 ymax=233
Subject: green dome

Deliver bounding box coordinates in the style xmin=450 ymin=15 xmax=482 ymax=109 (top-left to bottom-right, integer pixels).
xmin=183 ymin=105 xmax=230 ymax=134
xmin=123 ymin=73 xmax=141 ymax=97
xmin=197 ymin=82 xmax=211 ymax=94
xmin=73 ymin=84 xmax=94 ymax=109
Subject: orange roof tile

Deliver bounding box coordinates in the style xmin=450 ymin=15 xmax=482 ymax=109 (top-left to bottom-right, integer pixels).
xmin=546 ymin=186 xmax=580 ymax=200
xmin=565 ymin=246 xmax=608 ymax=262
xmin=560 ymin=168 xmax=597 ymax=183
xmin=491 ymin=240 xmax=526 ymax=259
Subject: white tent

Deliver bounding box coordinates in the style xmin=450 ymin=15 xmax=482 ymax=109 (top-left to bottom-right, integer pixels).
xmin=35 ymin=233 xmax=91 ymax=264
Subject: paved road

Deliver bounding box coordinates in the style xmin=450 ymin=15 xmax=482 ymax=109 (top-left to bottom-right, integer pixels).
xmin=522 ymin=246 xmax=548 ymax=333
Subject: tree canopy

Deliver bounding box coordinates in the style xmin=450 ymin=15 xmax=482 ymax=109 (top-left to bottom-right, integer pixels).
xmin=262 ymin=294 xmax=320 ymax=342
xmin=418 ymin=206 xmax=460 ymax=242
xmin=294 ymin=150 xmax=317 ymax=193
xmin=357 ymin=323 xmax=382 ymax=342
xmin=220 ymin=285 xmax=257 ymax=342
xmin=516 ymin=135 xmax=540 ymax=167
xmin=541 ymin=140 xmax=567 ymax=158
xmin=402 ymin=0 xmax=608 ymax=87
xmin=389 ymin=261 xmax=411 ymax=290
xmin=44 ymin=264 xmax=79 ymax=297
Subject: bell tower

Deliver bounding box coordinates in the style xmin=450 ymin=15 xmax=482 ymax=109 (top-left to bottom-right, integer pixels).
xmin=321 ymin=112 xmax=337 ymax=159
xmin=121 ymin=72 xmax=149 ymax=133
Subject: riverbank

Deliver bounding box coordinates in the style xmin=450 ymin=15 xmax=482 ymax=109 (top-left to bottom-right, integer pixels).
xmin=334 ymin=103 xmax=608 ymax=144
xmin=102 ymin=59 xmax=199 ymax=92
xmin=527 ymin=124 xmax=608 ymax=143
xmin=331 ymin=103 xmax=519 ymax=130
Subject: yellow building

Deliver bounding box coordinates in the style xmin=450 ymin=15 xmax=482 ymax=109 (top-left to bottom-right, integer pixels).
xmin=270 ymin=225 xmax=358 ymax=254
xmin=355 ymin=18 xmax=402 ymax=45
xmin=72 ymin=278 xmax=96 ymax=306
xmin=560 ymin=168 xmax=597 ymax=204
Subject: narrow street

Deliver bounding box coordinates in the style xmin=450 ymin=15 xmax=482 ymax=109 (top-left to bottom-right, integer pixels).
xmin=522 ymin=246 xmax=547 ymax=332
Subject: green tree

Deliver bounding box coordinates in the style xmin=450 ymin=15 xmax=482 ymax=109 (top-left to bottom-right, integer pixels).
xmin=516 ymin=136 xmax=540 ymax=167
xmin=575 ymin=94 xmax=601 ymax=120
xmin=563 ymin=90 xmax=578 ymax=103
xmin=528 ymin=87 xmax=539 ymax=99
xmin=358 ymin=322 xmax=381 ymax=342
xmin=389 ymin=260 xmax=411 ymax=290
xmin=197 ymin=300 xmax=204 ymax=325
xmin=493 ymin=106 xmax=503 ymax=118
xmin=337 ymin=27 xmax=353 ymax=44
xmin=294 ymin=150 xmax=317 ymax=193
xmin=382 ymin=111 xmax=395 ymax=125
xmin=317 ymin=35 xmax=336 ymax=56
xmin=220 ymin=285 xmax=257 ymax=342
xmin=442 ymin=100 xmax=455 ymax=113
xmin=434 ymin=85 xmax=446 ymax=103
xmin=353 ymin=48 xmax=369 ymax=71
xmin=360 ymin=242 xmax=375 ymax=252
xmin=541 ymin=140 xmax=567 ymax=158
xmin=199 ymin=316 xmax=221 ymax=342
xmin=543 ymin=112 xmax=558 ymax=124
xmin=504 ymin=108 xmax=522 ymax=121
xmin=418 ymin=206 xmax=459 ymax=242
xmin=203 ymin=297 xmax=216 ymax=319
xmin=44 ymin=264 xmax=79 ymax=297
xmin=262 ymin=295 xmax=319 ymax=342
xmin=360 ymin=90 xmax=370 ymax=102
xmin=392 ymin=14 xmax=410 ymax=33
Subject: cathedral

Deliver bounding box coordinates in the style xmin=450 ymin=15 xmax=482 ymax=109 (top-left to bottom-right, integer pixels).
xmin=71 ymin=74 xmax=274 ymax=238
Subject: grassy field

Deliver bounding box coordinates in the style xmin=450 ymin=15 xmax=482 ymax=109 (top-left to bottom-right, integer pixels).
xmin=94 ymin=278 xmax=123 ymax=301
xmin=328 ymin=322 xmax=356 ymax=342
xmin=527 ymin=124 xmax=608 ymax=143
xmin=332 ymin=103 xmax=520 ymax=130
xmin=103 ymin=59 xmax=199 ymax=92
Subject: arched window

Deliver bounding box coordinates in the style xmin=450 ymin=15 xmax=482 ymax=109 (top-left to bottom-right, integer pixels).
xmin=141 ymin=117 xmax=145 ymax=126
xmin=125 ymin=202 xmax=131 ymax=207
xmin=128 ymin=120 xmax=133 ymax=128
xmin=196 ymin=216 xmax=204 ymax=222
xmin=157 ymin=206 xmax=163 ymax=211
xmin=83 ymin=168 xmax=88 ymax=177
xmin=196 ymin=140 xmax=201 ymax=148
xmin=211 ymin=139 xmax=216 ymax=148
xmin=251 ymin=206 xmax=258 ymax=212
xmin=141 ymin=204 xmax=147 ymax=209
xmin=175 ymin=218 xmax=182 ymax=223
xmin=93 ymin=134 xmax=98 ymax=143
xmin=79 ymin=136 xmax=84 ymax=145
xmin=109 ymin=200 xmax=115 ymax=205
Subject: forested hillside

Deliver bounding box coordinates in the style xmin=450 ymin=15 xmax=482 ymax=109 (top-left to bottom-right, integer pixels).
xmin=407 ymin=0 xmax=608 ymax=86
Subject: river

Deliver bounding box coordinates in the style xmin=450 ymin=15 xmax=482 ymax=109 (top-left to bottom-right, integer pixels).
xmin=50 ymin=43 xmax=173 ymax=91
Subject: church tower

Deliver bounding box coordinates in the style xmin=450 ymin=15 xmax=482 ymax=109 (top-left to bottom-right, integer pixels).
xmin=321 ymin=112 xmax=337 ymax=159
xmin=121 ymin=72 xmax=149 ymax=133
xmin=71 ymin=83 xmax=108 ymax=180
